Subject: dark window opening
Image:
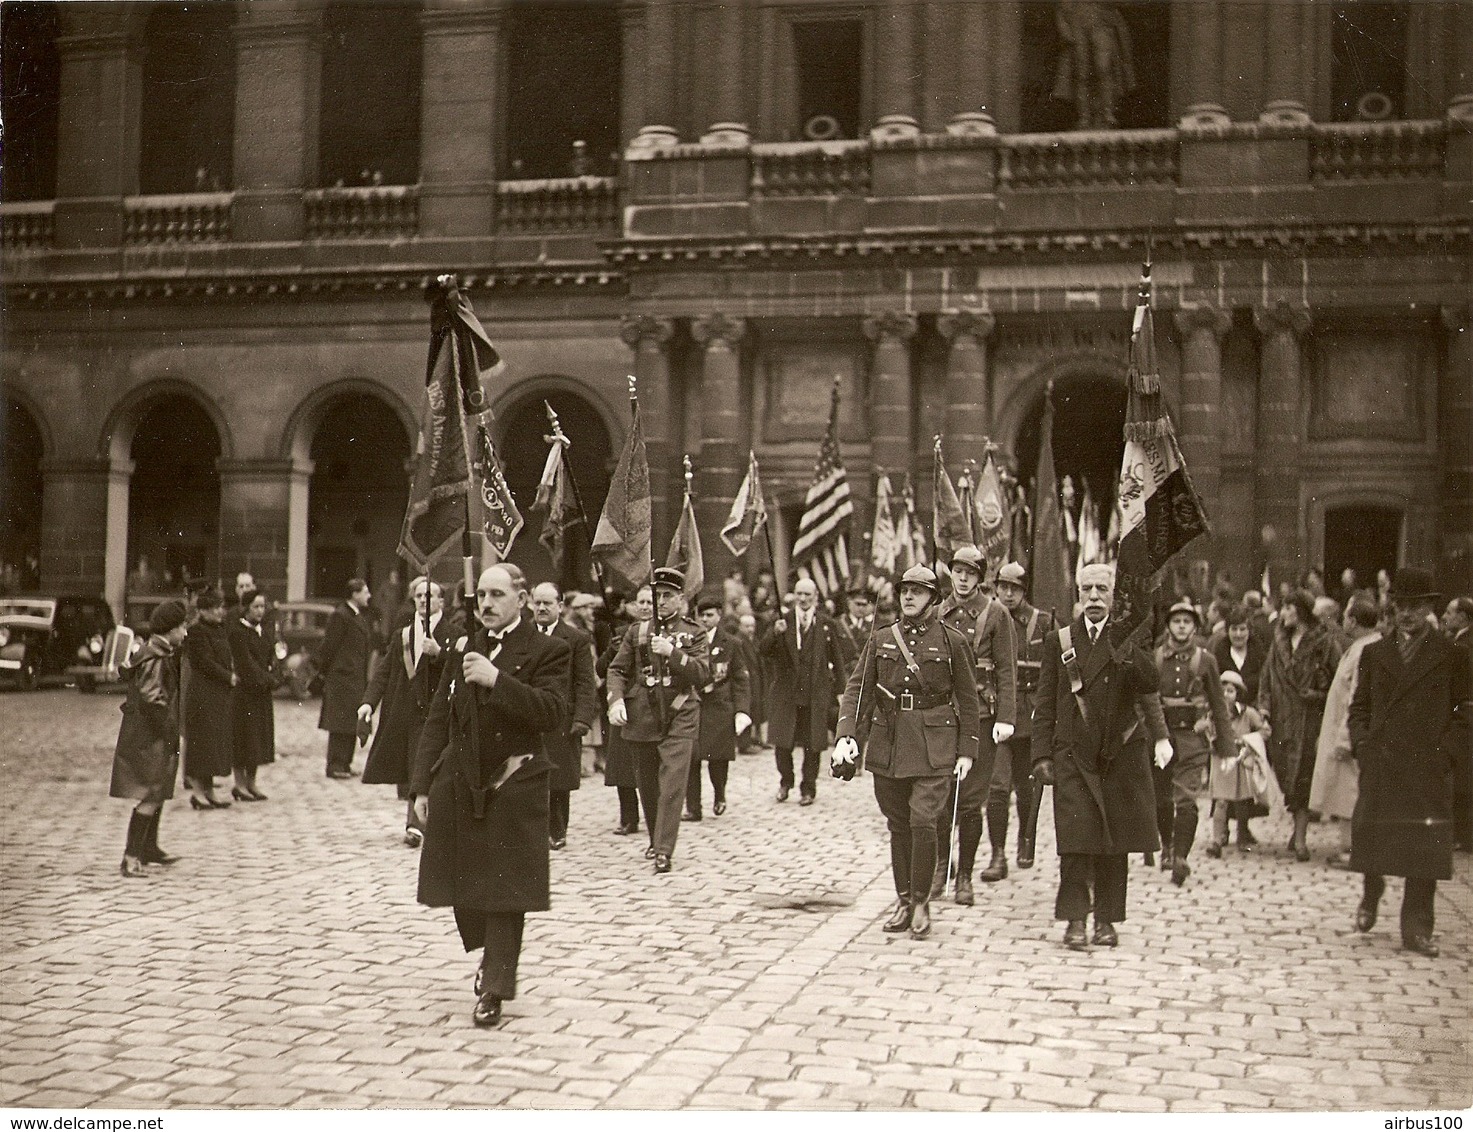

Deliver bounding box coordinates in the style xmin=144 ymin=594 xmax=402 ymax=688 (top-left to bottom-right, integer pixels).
xmin=2 ymin=397 xmax=45 ymax=588
xmin=128 ymin=396 xmax=221 ymax=592
xmin=1019 ymin=3 xmax=1168 ymax=132
xmin=504 ymin=3 xmax=621 ymax=179
xmin=1 ymin=2 xmax=61 ymax=201
xmin=793 ymin=20 xmax=863 ymax=141
xmin=1324 ymin=506 xmax=1402 ymax=593
xmin=140 ymin=4 xmax=236 ymax=194
xmin=1330 ymin=4 xmax=1407 ymax=122
xmin=319 ymin=1 xmax=422 ymax=187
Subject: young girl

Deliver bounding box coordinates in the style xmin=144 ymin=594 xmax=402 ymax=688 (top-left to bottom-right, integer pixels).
xmin=1206 ymin=670 xmax=1269 ymax=856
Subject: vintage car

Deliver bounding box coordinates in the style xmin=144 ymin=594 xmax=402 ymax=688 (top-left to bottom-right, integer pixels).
xmin=273 ymin=599 xmax=336 ymax=699
xmin=0 ymin=595 xmax=120 ymax=690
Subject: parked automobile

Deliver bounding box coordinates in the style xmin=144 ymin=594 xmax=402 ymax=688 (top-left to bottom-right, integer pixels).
xmin=0 ymin=595 xmax=118 ymax=690
xmin=274 ymin=600 xmax=336 ymax=699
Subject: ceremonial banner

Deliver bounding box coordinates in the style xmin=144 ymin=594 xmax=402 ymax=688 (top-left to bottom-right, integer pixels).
xmin=792 ymin=380 xmax=854 ymax=596
xmin=534 ymin=430 xmax=581 ymax=572
xmin=974 ymin=451 xmax=1011 ymax=574
xmin=932 ymin=439 xmax=972 ymax=565
xmin=1030 ymin=384 xmax=1074 ymax=619
xmin=591 ymin=396 xmax=653 ymax=590
xmin=666 ymin=469 xmax=705 ymax=602
xmin=720 ymin=451 xmax=769 ymax=557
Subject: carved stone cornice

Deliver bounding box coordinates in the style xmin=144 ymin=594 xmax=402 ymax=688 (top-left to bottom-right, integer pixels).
xmin=419 ymin=0 xmax=509 ymax=38
xmin=1253 ymin=301 xmax=1312 ymax=338
xmin=862 ymin=311 xmax=918 ymax=342
xmin=619 ymin=313 xmax=674 ymax=349
xmin=1173 ymin=304 xmax=1232 ymax=341
xmin=690 ymin=312 xmax=745 ymax=349
xmin=936 ymin=308 xmax=996 ymax=343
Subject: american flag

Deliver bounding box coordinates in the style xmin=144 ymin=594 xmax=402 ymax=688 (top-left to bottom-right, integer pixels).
xmin=791 ymin=379 xmax=854 ymax=597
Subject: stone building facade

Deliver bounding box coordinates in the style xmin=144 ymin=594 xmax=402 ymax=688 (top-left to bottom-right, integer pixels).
xmin=1 ymin=0 xmax=1469 ymax=618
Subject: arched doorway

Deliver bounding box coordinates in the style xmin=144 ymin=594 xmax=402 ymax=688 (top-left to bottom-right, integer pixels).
xmin=2 ymin=396 xmax=46 ymax=591
xmin=307 ymin=393 xmax=410 ymax=602
xmin=496 ymin=388 xmax=613 ymax=593
xmin=127 ymin=395 xmax=222 ymax=596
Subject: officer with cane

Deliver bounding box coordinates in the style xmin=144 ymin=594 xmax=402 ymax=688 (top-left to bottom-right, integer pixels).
xmin=832 ymin=566 xmax=981 ymax=939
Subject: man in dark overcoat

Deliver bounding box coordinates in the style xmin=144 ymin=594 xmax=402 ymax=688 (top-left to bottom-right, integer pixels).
xmin=1033 ymin=563 xmax=1172 ymax=951
xmin=760 ymin=576 xmax=854 ymax=805
xmin=411 ymin=564 xmax=571 ymax=1027
xmin=360 ymin=577 xmax=455 ymax=847
xmin=1349 ymin=567 xmax=1469 ymax=957
xmin=993 ymin=561 xmax=1055 ymax=870
xmin=839 ymin=582 xmax=878 ymax=659
xmin=686 ymin=595 xmax=752 ymax=820
xmin=318 ymin=577 xmax=374 ymax=778
xmin=735 ymin=612 xmax=766 ymax=753
xmin=530 ymin=582 xmax=597 ymax=850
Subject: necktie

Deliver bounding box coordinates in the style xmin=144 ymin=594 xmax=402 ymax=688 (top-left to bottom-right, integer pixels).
xmin=1088 ymin=621 xmax=1101 ymax=645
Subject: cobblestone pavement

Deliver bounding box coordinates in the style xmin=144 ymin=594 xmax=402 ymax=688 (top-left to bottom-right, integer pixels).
xmin=1 ymin=686 xmax=1469 ymax=1112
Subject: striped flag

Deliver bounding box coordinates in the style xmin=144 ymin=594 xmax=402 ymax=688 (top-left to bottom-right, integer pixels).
xmin=720 ymin=451 xmax=768 ymax=557
xmin=791 ymin=380 xmax=854 ymax=597
xmin=1114 ymin=263 xmax=1210 ymax=642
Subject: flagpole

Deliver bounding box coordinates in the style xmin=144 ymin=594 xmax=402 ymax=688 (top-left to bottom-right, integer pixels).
xmin=629 ymin=376 xmax=665 ymax=698
xmin=931 ymin=435 xmax=942 ymax=566
xmin=543 ymin=400 xmax=614 ymax=614
xmin=756 ymin=452 xmax=781 ymax=602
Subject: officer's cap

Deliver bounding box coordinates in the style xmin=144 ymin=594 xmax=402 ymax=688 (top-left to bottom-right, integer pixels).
xmin=996 ymin=562 xmax=1027 ymax=589
xmin=898 ymin=565 xmax=939 ymax=593
xmin=651 ymin=567 xmax=685 ymax=593
xmin=1167 ymin=599 xmax=1201 ymax=625
xmin=950 ymin=545 xmax=986 ymax=573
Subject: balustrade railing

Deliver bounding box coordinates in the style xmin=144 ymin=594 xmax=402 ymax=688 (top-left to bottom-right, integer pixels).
xmin=1310 ymin=120 xmax=1446 ymax=182
xmin=997 ymin=129 xmax=1179 ymax=190
xmin=496 ymin=176 xmax=618 ymax=233
xmin=751 ymin=141 xmax=871 ymax=196
xmin=0 ymin=201 xmax=55 ymax=250
xmin=123 ymin=193 xmax=232 ymax=244
xmin=305 ymin=185 xmax=420 ymax=239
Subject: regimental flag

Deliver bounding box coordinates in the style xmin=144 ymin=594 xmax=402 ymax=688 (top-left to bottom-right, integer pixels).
xmin=899 ymin=477 xmax=928 ymax=568
xmin=791 ymin=380 xmax=854 ymax=597
xmin=666 ymin=461 xmax=705 ymax=603
xmin=400 ymin=276 xmax=511 ymax=571
xmin=1114 ymin=263 xmax=1210 ymax=643
xmin=534 ymin=425 xmax=582 ymax=573
xmin=932 ymin=438 xmax=972 ymax=566
xmin=1075 ymin=477 xmax=1103 ymax=575
xmin=974 ymin=450 xmax=1011 ymax=575
xmin=1008 ymin=476 xmax=1032 ymax=564
xmin=1105 ymin=491 xmax=1123 ymax=560
xmin=591 ymin=393 xmax=653 ymax=591
xmin=957 ymin=471 xmax=977 ymax=545
xmin=720 ymin=451 xmax=769 ymax=557
xmin=1030 ymin=383 xmax=1074 ymax=619
xmin=870 ymin=473 xmax=900 ymax=576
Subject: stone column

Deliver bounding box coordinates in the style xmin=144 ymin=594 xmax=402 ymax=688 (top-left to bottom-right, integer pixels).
xmin=38 ymin=459 xmax=116 ymax=615
xmin=620 ymin=315 xmax=677 ymax=541
xmin=1174 ymin=305 xmax=1233 ymax=561
xmin=1440 ymin=305 xmax=1472 ymax=590
xmin=418 ymin=0 xmax=505 ymax=238
xmin=217 ymin=459 xmax=308 ymax=602
xmin=1253 ymin=302 xmax=1311 ymax=588
xmin=864 ymin=313 xmax=919 ymax=484
xmin=1179 ymin=2 xmax=1229 ymax=127
xmin=691 ymin=314 xmax=745 ymax=581
xmin=701 ymin=4 xmax=748 ymax=145
xmin=53 ymin=5 xmax=142 ymax=249
xmin=629 ymin=0 xmax=678 ymax=151
xmin=231 ymin=0 xmax=322 ymax=243
xmin=873 ymin=0 xmax=920 ymax=139
xmin=937 ymin=309 xmax=995 ymax=473
xmin=1260 ymin=1 xmax=1311 ymax=124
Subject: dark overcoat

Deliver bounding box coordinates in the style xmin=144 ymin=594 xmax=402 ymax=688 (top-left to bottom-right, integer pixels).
xmin=1212 ymin=634 xmax=1267 ymax=704
xmin=735 ymin=632 xmax=765 ymax=726
xmin=1348 ymin=630 xmax=1469 ymax=880
xmin=110 ymin=636 xmax=182 ymax=804
xmin=1257 ymin=621 xmax=1340 ymax=800
xmin=410 ymin=619 xmax=571 ymax=912
xmin=696 ymin=625 xmax=751 ymax=763
xmin=760 ymin=611 xmax=852 ymax=751
xmin=597 ymin=634 xmax=638 ymax=789
xmin=361 ymin=613 xmax=455 ymax=786
xmin=543 ymin=619 xmax=598 ymax=791
xmin=228 ymin=618 xmax=276 ymax=768
xmin=183 ymin=617 xmax=234 ymax=779
xmin=1032 ymin=619 xmax=1169 ymax=856
xmin=317 ymin=602 xmax=373 ymax=734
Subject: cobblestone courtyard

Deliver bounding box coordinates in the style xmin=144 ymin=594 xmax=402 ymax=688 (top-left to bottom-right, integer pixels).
xmin=1 ymin=688 xmax=1468 ymax=1111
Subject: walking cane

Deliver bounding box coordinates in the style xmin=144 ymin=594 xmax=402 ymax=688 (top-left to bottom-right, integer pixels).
xmin=944 ymin=769 xmax=962 ymax=889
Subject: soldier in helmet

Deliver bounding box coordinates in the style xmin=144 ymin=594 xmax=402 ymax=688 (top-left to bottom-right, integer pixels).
xmin=833 ymin=566 xmax=981 ymax=939
xmin=606 ymin=567 xmax=710 ymax=874
xmin=931 ymin=545 xmax=1017 ymax=903
xmin=992 ymin=561 xmax=1055 ymax=870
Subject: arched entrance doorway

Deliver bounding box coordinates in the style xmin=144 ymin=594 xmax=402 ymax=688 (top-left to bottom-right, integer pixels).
xmin=126 ymin=395 xmax=222 ymax=597
xmin=2 ymin=396 xmax=46 ymax=590
xmin=496 ymin=388 xmax=613 ymax=593
xmin=307 ymin=393 xmax=410 ymax=602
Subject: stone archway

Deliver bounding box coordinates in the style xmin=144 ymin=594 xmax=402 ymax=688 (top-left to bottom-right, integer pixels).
xmin=2 ymin=395 xmax=48 ymax=589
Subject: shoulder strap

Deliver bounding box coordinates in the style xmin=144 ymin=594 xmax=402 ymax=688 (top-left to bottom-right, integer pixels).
xmin=890 ymin=623 xmax=921 ymax=675
xmin=1056 ymin=624 xmax=1092 ymax=726
xmin=1190 ymin=646 xmax=1205 ymax=682
xmin=973 ymin=595 xmax=992 ymax=640
xmin=1027 ymin=608 xmax=1041 ymax=643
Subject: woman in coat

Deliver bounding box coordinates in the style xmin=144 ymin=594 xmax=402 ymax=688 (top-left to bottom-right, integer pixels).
xmin=1309 ymin=595 xmax=1382 ymax=866
xmin=228 ymin=589 xmax=276 ymax=801
xmin=112 ymin=601 xmax=189 ymax=877
xmin=1258 ymin=589 xmax=1342 ymax=860
xmin=1210 ymin=604 xmax=1271 ymax=846
xmin=183 ymin=588 xmax=235 ymax=809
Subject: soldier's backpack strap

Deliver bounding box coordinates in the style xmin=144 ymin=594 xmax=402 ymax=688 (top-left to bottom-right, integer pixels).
xmin=1026 ymin=608 xmax=1041 ymax=645
xmin=1057 ymin=624 xmax=1092 ymax=728
xmin=972 ymin=594 xmax=992 ymax=644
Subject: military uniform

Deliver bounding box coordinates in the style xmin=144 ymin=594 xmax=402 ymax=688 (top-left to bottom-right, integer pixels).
xmin=836 ymin=568 xmax=981 ymax=938
xmin=994 ymin=595 xmax=1055 ymax=866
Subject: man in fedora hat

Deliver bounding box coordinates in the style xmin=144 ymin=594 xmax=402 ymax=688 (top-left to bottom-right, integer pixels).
xmin=1348 ymin=567 xmax=1469 ymax=957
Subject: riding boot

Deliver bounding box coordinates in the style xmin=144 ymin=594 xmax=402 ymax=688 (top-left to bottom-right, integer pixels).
xmin=955 ymin=814 xmax=985 ymax=903
xmin=139 ymin=809 xmax=179 ymax=865
xmin=986 ymin=794 xmax=1010 ymax=858
xmin=889 ymin=831 xmax=912 ymax=902
xmin=910 ymin=828 xmax=937 ymax=915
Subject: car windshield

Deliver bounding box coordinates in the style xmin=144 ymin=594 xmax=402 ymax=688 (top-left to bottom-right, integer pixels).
xmin=0 ymin=599 xmax=57 ymax=626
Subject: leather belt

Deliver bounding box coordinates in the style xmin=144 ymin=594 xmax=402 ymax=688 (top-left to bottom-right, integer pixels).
xmin=884 ymin=687 xmax=952 ymax=712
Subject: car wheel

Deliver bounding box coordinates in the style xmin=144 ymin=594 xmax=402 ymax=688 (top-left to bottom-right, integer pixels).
xmin=17 ymin=659 xmax=36 ymax=691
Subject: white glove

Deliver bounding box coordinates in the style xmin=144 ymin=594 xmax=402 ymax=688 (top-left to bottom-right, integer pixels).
xmin=357 ymin=704 xmax=373 ymax=723
xmin=734 ymin=712 xmax=752 ymax=736
xmin=608 ymin=699 xmax=628 ymax=727
xmin=992 ymin=722 xmax=1015 ymax=745
xmin=412 ymin=795 xmax=428 ymax=826
xmin=954 ymin=756 xmax=974 ymax=780
xmin=1154 ymin=738 xmax=1174 ymax=769
xmin=833 ymin=736 xmax=860 ymax=764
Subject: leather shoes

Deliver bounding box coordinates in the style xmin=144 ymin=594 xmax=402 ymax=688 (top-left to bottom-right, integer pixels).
xmin=1016 ymin=852 xmax=1034 ymax=870
xmin=979 ymin=850 xmax=1008 ymax=882
xmin=644 ymin=845 xmax=657 ymax=859
xmin=713 ymin=801 xmax=726 ymax=816
xmin=613 ymin=823 xmax=638 ymax=836
xmin=776 ymin=785 xmax=790 ymax=802
xmin=327 ymin=768 xmax=354 ymax=780
xmin=1205 ymin=842 xmax=1224 ymax=859
xmin=1355 ymin=903 xmax=1378 ymax=932
xmin=909 ymin=901 xmax=932 ymax=939
xmin=1402 ymin=935 xmax=1440 ymax=957
xmin=404 ymin=827 xmax=423 ymax=849
xmin=1063 ymin=920 xmax=1089 ymax=951
xmin=1092 ymin=920 xmax=1119 ymax=948
xmin=472 ymin=992 xmax=502 ymax=1028
xmin=954 ymin=876 xmax=975 ymax=906
xmin=1171 ymin=860 xmax=1191 ymax=887
xmin=882 ymin=897 xmax=913 ymax=933
xmin=549 ymin=836 xmax=566 ymax=850
xmin=653 ymin=853 xmax=672 ymax=874
xmin=682 ymin=810 xmax=701 ymax=822
xmin=1159 ymin=851 xmax=1174 ymax=872
xmin=798 ymin=793 xmax=815 ymax=807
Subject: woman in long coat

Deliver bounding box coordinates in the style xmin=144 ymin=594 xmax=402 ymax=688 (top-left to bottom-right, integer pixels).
xmin=1309 ymin=596 xmax=1383 ymax=865
xmin=112 ymin=601 xmax=189 ymax=876
xmin=183 ymin=588 xmax=235 ymax=808
xmin=1257 ymin=589 xmax=1341 ymax=860
xmin=228 ymin=590 xmax=276 ymax=801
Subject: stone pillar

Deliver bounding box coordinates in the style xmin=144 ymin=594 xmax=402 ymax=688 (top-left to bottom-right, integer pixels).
xmin=1253 ymin=302 xmax=1311 ymax=589
xmin=629 ymin=0 xmax=678 ymax=151
xmin=691 ymin=314 xmax=745 ymax=582
xmin=864 ymin=313 xmax=919 ymax=484
xmin=1440 ymin=305 xmax=1472 ymax=590
xmin=38 ymin=459 xmax=115 ymax=614
xmin=873 ymin=1 xmax=920 ymax=139
xmin=949 ymin=2 xmax=996 ymax=135
xmin=231 ymin=0 xmax=322 ymax=243
xmin=619 ymin=1 xmax=645 ymax=150
xmin=218 ymin=459 xmax=307 ymax=602
xmin=53 ymin=6 xmax=142 ymax=249
xmin=1179 ymin=2 xmax=1229 ymax=127
xmin=1260 ymin=1 xmax=1311 ymax=124
xmin=937 ymin=309 xmax=995 ymax=473
xmin=701 ymin=4 xmax=748 ymax=145
xmin=621 ymin=315 xmax=677 ymax=540
xmin=418 ymin=0 xmax=505 ymax=238
xmin=1174 ymin=305 xmax=1233 ymax=561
